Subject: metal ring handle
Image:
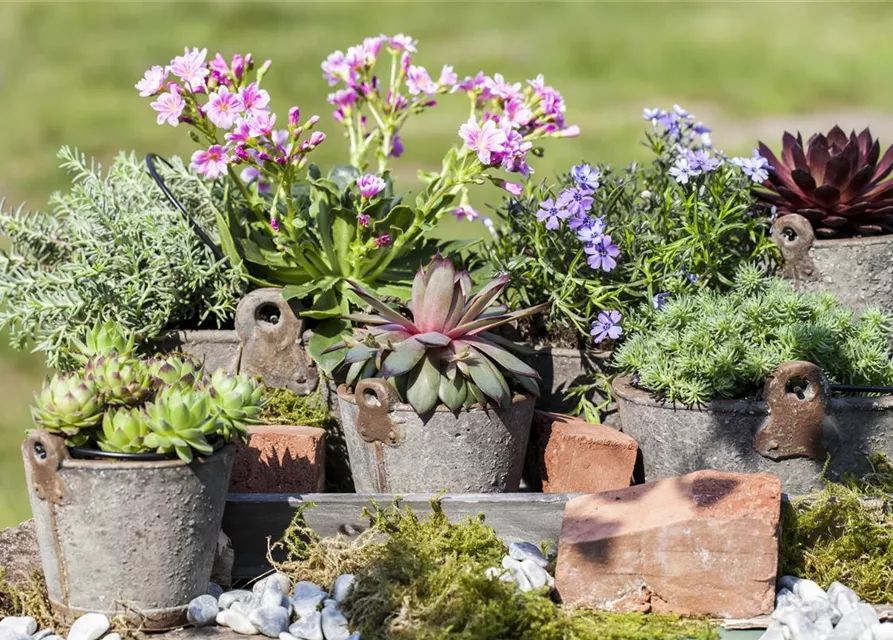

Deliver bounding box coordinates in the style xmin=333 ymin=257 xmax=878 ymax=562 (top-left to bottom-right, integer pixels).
xmin=22 ymin=429 xmax=69 ymax=503
xmin=354 ymin=379 xmax=400 ymax=445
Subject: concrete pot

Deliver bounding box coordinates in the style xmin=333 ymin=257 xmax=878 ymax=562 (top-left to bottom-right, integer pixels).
xmin=774 ymin=213 xmax=893 ymax=314
xmin=614 ymin=361 xmax=893 ymax=494
xmin=156 ymin=288 xmax=319 ymax=395
xmin=336 ymin=379 xmax=535 ymax=493
xmin=533 ymin=345 xmax=612 ymax=412
xmin=22 ymin=430 xmax=234 ymax=629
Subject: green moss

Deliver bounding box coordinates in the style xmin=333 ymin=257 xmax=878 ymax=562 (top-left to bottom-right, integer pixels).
xmin=259 ymin=387 xmax=335 ymax=429
xmin=274 ymin=500 xmax=718 ymax=640
xmin=780 ymin=455 xmax=893 ymax=604
xmin=0 ymin=570 xmax=56 ymax=631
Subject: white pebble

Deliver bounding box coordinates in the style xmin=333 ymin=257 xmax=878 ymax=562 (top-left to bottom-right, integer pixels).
xmin=0 ymin=630 xmax=28 ymax=640
xmin=33 ymin=630 xmax=54 ymax=640
xmin=0 ymin=619 xmax=37 ymax=636
xmin=757 ymin=621 xmax=785 ymax=640
xmin=871 ymin=622 xmax=893 ymax=640
xmin=323 ymin=599 xmax=338 ymax=610
xmin=332 ymin=575 xmax=355 ymax=603
xmin=292 ymin=595 xmax=325 ymax=617
xmin=220 ymin=610 xmax=259 ymax=635
xmin=208 ymin=582 xmax=225 ymax=600
xmin=501 ymin=556 xmax=532 ymax=592
xmin=101 ymin=635 xmax=121 ymax=640
xmin=289 ymin=611 xmax=323 ymax=640
xmin=828 ymin=581 xmax=861 ymax=616
xmin=248 ymin=607 xmax=290 ymax=638
xmin=793 ymin=578 xmax=829 ymax=603
xmin=231 ymin=601 xmax=254 ymax=616
xmin=293 ymin=581 xmax=327 ymax=600
xmin=508 ymin=542 xmax=548 ymax=568
xmin=320 ymin=607 xmax=349 ymax=640
xmin=254 ymin=574 xmax=290 ymax=596
xmin=67 ymin=613 xmax=110 ymax=640
xmin=216 ymin=612 xmax=229 ymax=626
xmin=345 ymin=635 xmax=360 ymax=640
xmin=187 ymin=594 xmax=220 ymax=627
xmin=220 ymin=589 xmax=255 ymax=610
xmin=280 ymin=634 xmax=300 ymax=640
xmin=519 ymin=559 xmax=551 ymax=590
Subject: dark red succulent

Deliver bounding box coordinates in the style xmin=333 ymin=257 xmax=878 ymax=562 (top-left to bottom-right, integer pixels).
xmin=757 ymin=126 xmax=893 ymax=238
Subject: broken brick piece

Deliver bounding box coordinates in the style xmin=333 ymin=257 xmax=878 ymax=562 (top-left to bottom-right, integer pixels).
xmin=229 ymin=425 xmax=325 ymax=493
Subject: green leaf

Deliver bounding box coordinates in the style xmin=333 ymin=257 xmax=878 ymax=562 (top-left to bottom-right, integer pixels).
xmin=374 ymin=204 xmax=414 ymax=235
xmin=438 ymin=361 xmax=467 ymax=411
xmin=406 ymin=352 xmax=440 ymax=413
xmin=328 ymin=164 xmax=361 ymax=192
xmin=465 ymin=337 xmax=541 ymax=379
xmin=381 ymin=337 xmax=426 ymax=378
xmin=415 ymin=331 xmax=451 ymax=347
xmin=301 ymin=287 xmax=347 ymax=320
xmin=308 ymin=318 xmax=349 ymax=375
xmin=331 ymin=208 xmax=356 ymax=274
xmin=344 ymin=343 xmax=377 ymax=364
xmin=466 ymin=354 xmax=511 ymax=407
xmin=282 ymin=276 xmax=339 ymax=302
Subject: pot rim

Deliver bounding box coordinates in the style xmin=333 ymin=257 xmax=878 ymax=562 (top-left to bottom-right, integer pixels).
xmin=810 ymin=233 xmax=893 ymax=248
xmin=69 ymin=437 xmax=226 ymax=462
xmin=613 ymin=376 xmax=893 ymax=412
xmin=337 ymin=383 xmax=534 ymax=413
xmin=533 ymin=344 xmax=613 ymax=358
xmin=55 ymin=443 xmax=234 ymax=470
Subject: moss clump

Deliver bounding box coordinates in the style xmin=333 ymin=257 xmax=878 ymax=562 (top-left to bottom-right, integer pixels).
xmin=260 ymin=387 xmax=335 ymax=429
xmin=0 ymin=570 xmax=56 ymax=631
xmin=780 ymin=455 xmax=893 ymax=603
xmin=273 ymin=500 xmax=718 ymax=640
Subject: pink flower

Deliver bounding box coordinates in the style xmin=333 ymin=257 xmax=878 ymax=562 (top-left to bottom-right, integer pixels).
xmin=438 ymin=65 xmax=458 ymax=88
xmin=502 ymin=182 xmax=523 ymax=196
xmin=458 ymin=117 xmax=507 ymax=166
xmin=357 ymin=214 xmax=370 ymax=227
xmin=308 ymin=131 xmax=326 ymax=147
xmin=170 ymin=47 xmax=209 ymax=91
xmin=485 ymin=73 xmax=522 ymax=101
xmin=327 ymin=88 xmax=358 ymax=107
xmin=191 ymin=144 xmax=229 ymax=179
xmin=136 ymin=65 xmax=168 ymax=97
xmin=237 ymin=83 xmax=270 ymax=118
xmin=345 ymin=45 xmax=370 ymax=71
xmin=504 ymin=97 xmax=533 ymax=129
xmin=406 ymin=66 xmax=436 ymax=96
xmin=389 ymin=33 xmax=417 ymax=53
xmin=306 ymin=115 xmax=320 ymax=128
xmin=453 ymin=205 xmax=479 ymax=222
xmin=288 ymin=107 xmax=301 ymax=127
xmin=454 ymin=71 xmax=486 ymax=93
xmin=247 ymin=112 xmax=276 ymax=138
xmin=558 ymin=125 xmax=580 ymax=138
xmin=205 ymin=86 xmax=243 ymax=130
xmin=270 ymin=217 xmax=280 ymax=232
xmin=150 ymin=91 xmax=185 ymax=126
xmin=225 ymin=118 xmax=252 ymax=145
xmin=375 ymin=234 xmax=391 ymax=247
xmin=356 ymin=174 xmax=386 ymax=199
xmin=321 ymin=50 xmax=350 ymax=86
xmin=363 ymin=36 xmax=384 ymax=60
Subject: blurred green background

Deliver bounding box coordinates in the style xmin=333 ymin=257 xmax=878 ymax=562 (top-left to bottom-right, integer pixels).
xmin=3 ymin=1 xmax=893 ymax=527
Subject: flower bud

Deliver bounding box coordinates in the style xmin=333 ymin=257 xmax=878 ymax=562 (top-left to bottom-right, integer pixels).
xmin=288 ymin=106 xmax=300 ymax=127
xmin=309 ymin=131 xmax=326 ymax=146
xmin=306 ymin=115 xmax=320 ymax=128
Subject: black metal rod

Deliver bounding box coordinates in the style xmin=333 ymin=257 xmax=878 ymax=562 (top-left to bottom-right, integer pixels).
xmin=830 ymin=384 xmax=893 ymax=394
xmin=145 ymin=153 xmax=226 ymax=262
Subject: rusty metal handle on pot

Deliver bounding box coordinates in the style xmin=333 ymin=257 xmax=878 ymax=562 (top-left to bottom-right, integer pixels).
xmin=22 ymin=429 xmax=68 ymax=504
xmin=754 ymin=361 xmax=829 ymax=461
xmin=354 ymin=379 xmax=400 ymax=446
xmin=771 ymin=213 xmax=816 ymax=280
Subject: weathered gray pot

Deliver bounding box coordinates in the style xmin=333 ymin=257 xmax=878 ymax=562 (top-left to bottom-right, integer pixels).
xmin=157 ymin=288 xmax=318 ymax=395
xmin=774 ymin=213 xmax=893 ymax=314
xmin=533 ymin=345 xmax=612 ymax=412
xmin=22 ymin=430 xmax=234 ymax=629
xmin=336 ymin=379 xmax=535 ymax=493
xmin=614 ymin=361 xmax=893 ymax=494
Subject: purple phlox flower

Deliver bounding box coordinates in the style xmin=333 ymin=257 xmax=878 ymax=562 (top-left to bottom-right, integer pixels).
xmin=328 ymin=88 xmax=359 ymax=107
xmin=270 ymin=217 xmax=279 ymax=233
xmin=453 ymin=205 xmax=479 ymax=222
xmin=454 ymin=71 xmax=486 ymax=93
xmin=770 ymin=205 xmax=778 ymax=223
xmin=357 ymin=214 xmax=371 ymax=227
xmin=225 ymin=118 xmax=252 ymax=145
xmin=406 ymin=65 xmax=437 ymax=96
xmin=375 ymin=234 xmax=391 ymax=247
xmin=585 ymin=235 xmax=620 ymax=272
xmin=150 ymin=91 xmax=185 ymax=127
xmin=591 ymin=310 xmax=622 ymax=344
xmin=571 ymin=163 xmax=600 ymax=191
xmin=248 ymin=111 xmax=276 ymax=138
xmin=191 ymin=144 xmax=229 ymax=180
xmin=321 ymin=50 xmax=350 ymax=86
xmin=271 ymin=129 xmax=290 ymax=150
xmin=237 ymin=83 xmax=270 ymax=118
xmin=482 ymin=217 xmax=496 ymax=236
xmin=642 ymin=107 xmax=666 ymax=124
xmin=535 ymin=198 xmax=570 ymax=230
xmin=669 ymin=154 xmax=700 ymax=185
xmin=389 ymin=33 xmax=418 ymax=53
xmin=731 ymin=149 xmax=772 ymax=183
xmin=693 ymin=121 xmax=711 ymax=135
xmin=205 ymin=85 xmax=243 ymax=130
xmin=170 ymin=47 xmax=209 ymax=91
xmin=357 ymin=174 xmax=387 ymax=199
xmin=502 ymin=181 xmax=523 ymax=196
xmin=653 ymin=293 xmax=671 ymax=311
xmin=503 ymin=97 xmax=533 ymax=129
xmin=438 ymin=65 xmax=458 ymax=88
xmin=458 ymin=117 xmax=507 ymax=165
xmin=672 ymin=104 xmax=690 ymax=118
xmin=700 ymin=131 xmax=713 ymax=148
xmin=136 ymin=65 xmax=168 ymax=97
xmin=576 ymin=217 xmax=606 ymax=244
xmin=689 ymin=149 xmax=721 ymax=173
xmin=389 ymin=134 xmax=405 ymax=158
xmin=484 ymin=73 xmax=522 ymax=101
xmin=557 ymin=185 xmax=595 ymax=218
xmin=363 ymin=35 xmax=384 ymax=61
xmin=679 ymin=266 xmax=698 ymax=284
xmin=631 ymin=373 xmax=641 ymax=386
xmin=568 ymin=213 xmax=589 ymax=230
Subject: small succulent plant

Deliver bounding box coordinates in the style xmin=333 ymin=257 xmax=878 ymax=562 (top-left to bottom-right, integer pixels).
xmin=206 ymin=370 xmax=266 ymax=441
xmin=757 ymin=127 xmax=893 ymax=238
xmin=149 ymin=355 xmax=202 ymax=389
xmin=71 ymin=321 xmax=137 ymax=364
xmin=327 ymin=254 xmax=548 ymax=413
xmin=143 ymin=386 xmax=218 ymax=463
xmin=31 ymin=373 xmax=105 ymax=446
xmin=98 ymin=406 xmax=150 ymax=454
xmin=86 ymin=355 xmax=154 ymax=406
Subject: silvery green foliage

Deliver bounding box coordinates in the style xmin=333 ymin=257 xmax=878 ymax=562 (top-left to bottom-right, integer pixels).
xmin=0 ymin=147 xmax=245 ymax=370
xmin=615 ymin=264 xmax=893 ymax=405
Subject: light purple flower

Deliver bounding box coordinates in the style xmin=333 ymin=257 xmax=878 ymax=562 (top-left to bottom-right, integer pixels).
xmin=454 ymin=71 xmax=486 ymax=93
xmin=571 ymin=163 xmax=600 ymax=191
xmin=363 ymin=36 xmax=384 ymax=60
xmin=375 ymin=234 xmax=391 ymax=247
xmin=231 ymin=54 xmax=248 ymax=81
xmin=669 ymin=154 xmax=699 ymax=185
xmin=150 ymin=91 xmax=185 ymax=126
xmin=321 ymin=50 xmax=350 ymax=86
xmin=642 ymin=107 xmax=665 ymax=123
xmin=499 ymin=126 xmax=533 ymax=175
xmin=485 ymin=73 xmax=521 ymax=101
xmin=502 ymin=182 xmax=523 ymax=196
xmin=328 ymin=88 xmax=359 ymax=107
xmin=503 ymin=97 xmax=533 ymax=129
xmin=453 ymin=205 xmax=479 ymax=222
xmin=191 ymin=144 xmax=229 ymax=179
xmin=585 ymin=235 xmax=620 ymax=272
xmin=689 ymin=149 xmax=721 ymax=173
xmin=288 ymin=107 xmax=301 ymax=127
xmin=406 ymin=65 xmax=436 ymax=96
xmin=357 ymin=174 xmax=386 ymax=199
xmin=270 ymin=217 xmax=279 ymax=233
xmin=577 ymin=217 xmax=606 ymax=244
xmin=389 ymin=34 xmax=417 ymax=53
xmin=237 ymin=83 xmax=270 ymax=118
xmin=357 ymin=214 xmax=370 ymax=227
xmin=205 ymin=85 xmax=243 ymax=130
xmin=170 ymin=47 xmax=209 ymax=91
xmin=731 ymin=149 xmax=771 ymax=183
xmin=136 ymin=65 xmax=168 ymax=97
xmin=438 ymin=65 xmax=458 ymax=88
xmin=389 ymin=135 xmax=404 ymax=158
xmin=653 ymin=293 xmax=671 ymax=310
xmin=535 ymin=198 xmax=570 ymax=230
xmin=248 ymin=112 xmax=276 ymax=138
xmin=458 ymin=117 xmax=506 ymax=166
xmin=591 ymin=310 xmax=622 ymax=344
xmin=557 ymin=186 xmax=594 ymax=218
xmin=225 ymin=118 xmax=252 ymax=144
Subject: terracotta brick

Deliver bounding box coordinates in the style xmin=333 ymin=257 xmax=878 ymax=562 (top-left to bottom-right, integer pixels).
xmin=528 ymin=411 xmax=637 ymax=494
xmin=555 ymin=470 xmax=780 ymax=619
xmin=229 ymin=425 xmax=325 ymax=493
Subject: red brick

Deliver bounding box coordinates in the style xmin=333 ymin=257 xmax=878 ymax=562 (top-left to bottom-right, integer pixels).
xmin=529 ymin=411 xmax=637 ymax=494
xmin=555 ymin=470 xmax=780 ymax=619
xmin=229 ymin=425 xmax=325 ymax=493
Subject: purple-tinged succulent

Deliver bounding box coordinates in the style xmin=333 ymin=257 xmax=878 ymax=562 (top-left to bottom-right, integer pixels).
xmin=326 ymin=255 xmax=548 ymax=413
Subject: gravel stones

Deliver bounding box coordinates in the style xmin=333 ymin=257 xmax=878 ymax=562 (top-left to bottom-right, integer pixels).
xmin=249 ymin=606 xmax=290 ymax=638
xmin=187 ymin=595 xmax=220 ymax=627
xmin=288 ymin=611 xmax=323 ymax=640
xmin=66 ymin=614 xmax=109 ymax=640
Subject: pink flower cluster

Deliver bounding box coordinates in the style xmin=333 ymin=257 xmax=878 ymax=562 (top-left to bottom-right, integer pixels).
xmin=456 ymin=72 xmax=578 ymax=177
xmin=136 ymin=48 xmax=324 ymax=181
